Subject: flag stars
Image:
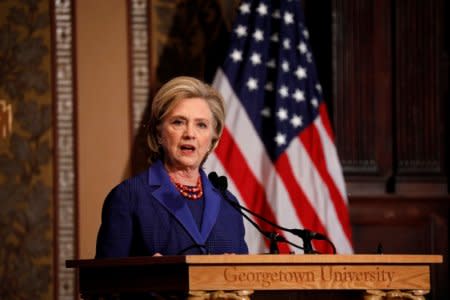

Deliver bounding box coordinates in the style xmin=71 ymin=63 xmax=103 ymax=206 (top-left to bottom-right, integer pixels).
xmin=282 ymin=38 xmax=291 ymax=49
xmin=293 ymin=89 xmax=305 ymax=102
xmin=303 ymin=29 xmax=309 ymax=39
xmin=298 ymin=42 xmax=307 ymax=54
xmin=290 ymin=115 xmax=303 ymax=128
xmin=281 ymin=60 xmax=290 ymax=72
xmin=295 ymin=66 xmax=307 ymax=80
xmin=253 ymin=29 xmax=264 ymax=42
xmin=256 ymin=3 xmax=268 ymax=16
xmin=284 ymin=12 xmax=294 ymax=25
xmin=276 ymin=107 xmax=288 ymax=121
xmin=250 ymin=52 xmax=262 ymax=65
xmin=246 ymin=77 xmax=258 ymax=91
xmin=230 ymin=49 xmax=243 ymax=62
xmin=235 ymin=25 xmax=248 ymax=37
xmin=311 ymin=98 xmax=319 ymax=108
xmin=274 ymin=132 xmax=287 ymax=146
xmin=315 ymin=84 xmax=322 ymax=93
xmin=278 ymin=85 xmax=289 ymax=98
xmin=239 ymin=2 xmax=251 ymax=14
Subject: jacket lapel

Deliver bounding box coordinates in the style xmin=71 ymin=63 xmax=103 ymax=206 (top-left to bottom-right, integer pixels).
xmin=148 ymin=161 xmax=204 ymax=245
xmin=199 ymin=170 xmax=221 ymax=241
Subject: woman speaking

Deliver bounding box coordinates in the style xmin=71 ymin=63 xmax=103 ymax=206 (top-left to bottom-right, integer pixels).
xmin=95 ymin=76 xmax=248 ymax=257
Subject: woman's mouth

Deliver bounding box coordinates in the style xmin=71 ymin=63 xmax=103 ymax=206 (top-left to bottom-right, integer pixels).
xmin=180 ymin=144 xmax=196 ymax=154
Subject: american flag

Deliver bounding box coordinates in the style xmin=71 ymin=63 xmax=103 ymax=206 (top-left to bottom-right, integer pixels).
xmin=205 ymin=0 xmax=353 ymax=254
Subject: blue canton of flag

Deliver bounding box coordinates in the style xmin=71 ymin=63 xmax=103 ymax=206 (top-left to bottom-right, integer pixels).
xmin=222 ymin=0 xmax=323 ymax=160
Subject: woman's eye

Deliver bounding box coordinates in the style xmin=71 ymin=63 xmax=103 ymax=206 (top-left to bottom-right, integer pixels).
xmin=197 ymin=122 xmax=208 ymax=129
xmin=172 ymin=119 xmax=183 ymax=125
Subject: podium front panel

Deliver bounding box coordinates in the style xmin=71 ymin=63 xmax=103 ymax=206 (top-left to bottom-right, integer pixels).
xmin=188 ymin=264 xmax=430 ymax=291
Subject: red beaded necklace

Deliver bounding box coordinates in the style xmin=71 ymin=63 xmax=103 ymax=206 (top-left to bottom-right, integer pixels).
xmin=171 ymin=176 xmax=203 ymax=200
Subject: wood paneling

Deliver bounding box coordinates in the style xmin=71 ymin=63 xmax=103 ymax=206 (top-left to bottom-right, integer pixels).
xmin=394 ymin=0 xmax=447 ymax=194
xmin=350 ymin=196 xmax=449 ymax=300
xmin=332 ymin=0 xmax=392 ymax=194
xmin=330 ymin=0 xmax=448 ymax=195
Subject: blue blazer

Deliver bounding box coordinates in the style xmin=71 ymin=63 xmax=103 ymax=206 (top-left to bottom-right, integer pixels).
xmin=95 ymin=160 xmax=248 ymax=258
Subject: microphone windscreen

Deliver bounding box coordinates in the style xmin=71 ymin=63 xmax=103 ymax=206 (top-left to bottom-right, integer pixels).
xmin=208 ymin=172 xmax=219 ymax=187
xmin=218 ymin=176 xmax=228 ymax=190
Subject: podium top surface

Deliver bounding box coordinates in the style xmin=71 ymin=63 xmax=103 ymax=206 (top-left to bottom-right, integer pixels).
xmin=66 ymin=254 xmax=443 ymax=268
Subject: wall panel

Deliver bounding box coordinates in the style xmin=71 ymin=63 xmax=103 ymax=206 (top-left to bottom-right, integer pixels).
xmin=394 ymin=0 xmax=446 ymax=194
xmin=350 ymin=196 xmax=448 ymax=299
xmin=332 ymin=0 xmax=392 ymax=195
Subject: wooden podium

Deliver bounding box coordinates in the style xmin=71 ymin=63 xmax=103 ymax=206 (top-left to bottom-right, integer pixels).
xmin=66 ymin=254 xmax=442 ymax=299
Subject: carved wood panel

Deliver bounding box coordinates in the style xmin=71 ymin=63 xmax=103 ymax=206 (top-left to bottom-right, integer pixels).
xmin=331 ymin=0 xmax=448 ymax=195
xmin=332 ymin=0 xmax=392 ymax=193
xmin=394 ymin=0 xmax=447 ymax=194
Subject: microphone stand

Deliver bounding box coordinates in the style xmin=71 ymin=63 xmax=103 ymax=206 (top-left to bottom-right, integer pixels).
xmin=209 ymin=172 xmax=336 ymax=254
xmin=208 ymin=172 xmax=295 ymax=254
xmin=215 ymin=187 xmax=288 ymax=254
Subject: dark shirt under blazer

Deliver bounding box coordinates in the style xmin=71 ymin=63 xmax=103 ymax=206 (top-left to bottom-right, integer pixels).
xmin=95 ymin=160 xmax=249 ymax=257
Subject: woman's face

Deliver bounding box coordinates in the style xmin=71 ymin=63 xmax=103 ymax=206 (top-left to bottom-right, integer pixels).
xmin=159 ymin=97 xmax=214 ymax=171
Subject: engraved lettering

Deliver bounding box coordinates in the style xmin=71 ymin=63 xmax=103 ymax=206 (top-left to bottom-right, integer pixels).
xmin=386 ymin=271 xmax=393 ymax=282
xmin=223 ymin=268 xmax=315 ymax=287
xmin=238 ymin=272 xmax=247 ymax=281
xmin=293 ymin=271 xmax=315 ymax=282
xmin=321 ymin=266 xmax=332 ymax=281
xmin=224 ymin=266 xmax=395 ymax=287
xmin=321 ymin=266 xmax=395 ymax=283
xmin=224 ymin=268 xmax=237 ymax=281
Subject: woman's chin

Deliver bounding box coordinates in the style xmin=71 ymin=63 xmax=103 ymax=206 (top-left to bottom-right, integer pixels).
xmin=171 ymin=158 xmax=201 ymax=170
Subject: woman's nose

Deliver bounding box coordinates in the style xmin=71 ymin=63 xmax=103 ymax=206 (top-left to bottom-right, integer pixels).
xmin=183 ymin=123 xmax=195 ymax=138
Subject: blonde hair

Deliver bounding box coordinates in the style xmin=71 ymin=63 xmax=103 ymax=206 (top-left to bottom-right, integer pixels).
xmin=146 ymin=76 xmax=225 ymax=164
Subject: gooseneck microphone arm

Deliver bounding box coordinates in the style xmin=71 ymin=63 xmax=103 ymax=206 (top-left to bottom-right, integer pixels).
xmin=208 ymin=172 xmax=336 ymax=254
xmin=216 ymin=192 xmax=288 ymax=254
xmin=208 ymin=172 xmax=301 ymax=254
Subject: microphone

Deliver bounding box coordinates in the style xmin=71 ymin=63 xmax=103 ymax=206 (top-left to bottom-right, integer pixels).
xmin=208 ymin=172 xmax=286 ymax=253
xmin=208 ymin=172 xmax=336 ymax=254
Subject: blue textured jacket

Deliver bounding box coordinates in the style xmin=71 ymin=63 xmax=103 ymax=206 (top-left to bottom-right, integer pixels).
xmin=95 ymin=160 xmax=248 ymax=257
